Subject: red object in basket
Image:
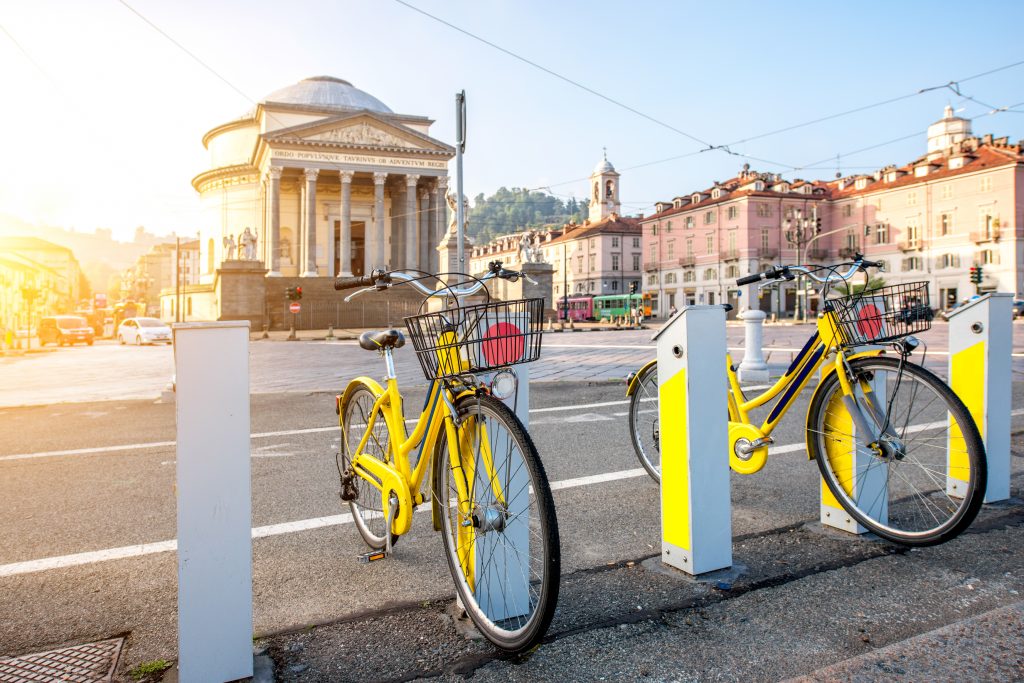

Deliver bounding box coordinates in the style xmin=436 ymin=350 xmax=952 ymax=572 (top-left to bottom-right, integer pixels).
xmin=481 ymin=322 xmax=525 ymax=367
xmin=856 ymin=303 xmax=884 ymax=339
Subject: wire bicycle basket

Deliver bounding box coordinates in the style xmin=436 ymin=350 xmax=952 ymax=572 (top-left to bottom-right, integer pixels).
xmin=826 ymin=281 xmax=932 ymax=347
xmin=404 ymin=298 xmax=544 ymax=381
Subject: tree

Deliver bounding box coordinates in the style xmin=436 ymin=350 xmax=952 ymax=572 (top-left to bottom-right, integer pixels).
xmin=466 ymin=188 xmax=585 ymax=239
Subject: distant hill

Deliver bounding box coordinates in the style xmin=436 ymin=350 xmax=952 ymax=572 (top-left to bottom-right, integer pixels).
xmin=467 ymin=188 xmax=587 ymax=244
xmin=0 ymin=214 xmax=186 ymax=295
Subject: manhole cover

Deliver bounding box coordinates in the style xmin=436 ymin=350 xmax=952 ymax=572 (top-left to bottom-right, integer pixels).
xmin=0 ymin=638 xmax=123 ymax=683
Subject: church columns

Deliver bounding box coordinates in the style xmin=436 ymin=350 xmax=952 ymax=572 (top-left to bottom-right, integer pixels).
xmin=418 ymin=187 xmax=430 ymax=271
xmin=427 ymin=183 xmax=439 ymax=274
xmin=434 ymin=177 xmax=448 ymax=273
xmin=302 ymin=168 xmax=319 ymax=277
xmin=405 ymin=174 xmax=420 ymax=269
xmin=338 ymin=171 xmax=353 ymax=277
xmin=372 ymin=172 xmax=387 ymax=270
xmin=267 ymin=166 xmax=282 ymax=276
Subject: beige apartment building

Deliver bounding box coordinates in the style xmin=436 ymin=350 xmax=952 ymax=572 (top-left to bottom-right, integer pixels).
xmin=642 ymin=108 xmax=1023 ymax=316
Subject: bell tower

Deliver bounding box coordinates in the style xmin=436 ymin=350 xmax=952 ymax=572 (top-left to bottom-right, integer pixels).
xmin=589 ymin=149 xmax=620 ymax=222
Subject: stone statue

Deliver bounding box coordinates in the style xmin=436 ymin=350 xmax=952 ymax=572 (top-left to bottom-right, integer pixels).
xmin=531 ymin=233 xmax=545 ymax=263
xmin=223 ymin=234 xmax=236 ymax=260
xmin=518 ymin=232 xmax=531 ymax=264
xmin=239 ymin=227 xmax=257 ymax=260
xmin=445 ymin=189 xmax=468 ymax=235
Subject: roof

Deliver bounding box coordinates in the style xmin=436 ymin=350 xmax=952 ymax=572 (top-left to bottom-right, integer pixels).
xmin=0 ymin=236 xmax=72 ymax=253
xmin=547 ymin=215 xmax=641 ymax=246
xmin=262 ymin=76 xmax=392 ymax=114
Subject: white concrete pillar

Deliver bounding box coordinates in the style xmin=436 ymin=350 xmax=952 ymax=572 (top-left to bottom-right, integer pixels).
xmin=267 ymin=166 xmax=282 ymax=276
xmin=302 ymin=168 xmax=319 ymax=277
xmin=405 ymin=174 xmax=420 ymax=269
xmin=174 ymin=321 xmax=253 ymax=683
xmin=737 ymin=305 xmax=769 ymax=383
xmin=338 ymin=171 xmax=353 ymax=277
xmin=947 ymin=293 xmax=1012 ymax=502
xmin=372 ymin=172 xmax=387 ymax=269
xmin=418 ymin=187 xmax=430 ymax=271
xmin=653 ymin=305 xmax=731 ymax=575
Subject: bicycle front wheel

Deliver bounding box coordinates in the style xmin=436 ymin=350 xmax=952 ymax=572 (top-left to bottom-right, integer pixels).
xmin=433 ymin=393 xmax=560 ymax=653
xmin=339 ymin=382 xmax=397 ymax=550
xmin=628 ymin=361 xmax=661 ymax=483
xmin=808 ymin=356 xmax=986 ymax=546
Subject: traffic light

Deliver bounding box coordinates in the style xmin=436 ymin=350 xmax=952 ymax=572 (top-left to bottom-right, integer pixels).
xmin=815 ymin=216 xmax=822 ymax=233
xmin=629 ymin=282 xmax=637 ymax=294
xmin=969 ymin=266 xmax=982 ymax=284
xmin=295 ymin=286 xmax=303 ymax=300
xmin=285 ymin=286 xmax=297 ymax=301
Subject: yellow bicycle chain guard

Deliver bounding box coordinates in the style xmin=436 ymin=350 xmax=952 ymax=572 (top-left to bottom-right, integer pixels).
xmin=728 ymin=421 xmax=769 ymax=474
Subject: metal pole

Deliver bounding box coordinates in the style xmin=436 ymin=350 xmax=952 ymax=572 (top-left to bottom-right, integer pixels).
xmin=455 ymin=91 xmax=466 ymax=279
xmin=562 ymin=241 xmax=568 ymax=320
xmin=175 ymin=237 xmax=181 ymax=323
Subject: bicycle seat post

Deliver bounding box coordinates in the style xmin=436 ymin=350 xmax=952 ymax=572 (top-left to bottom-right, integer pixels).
xmin=381 ymin=347 xmax=397 ymax=380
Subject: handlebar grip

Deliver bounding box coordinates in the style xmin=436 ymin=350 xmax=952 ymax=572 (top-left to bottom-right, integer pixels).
xmin=334 ymin=275 xmax=374 ymax=291
xmin=861 ymin=259 xmax=884 ymax=269
xmin=736 ymin=273 xmax=763 ymax=286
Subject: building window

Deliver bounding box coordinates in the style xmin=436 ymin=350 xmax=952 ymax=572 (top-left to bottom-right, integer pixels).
xmin=683 ymin=270 xmax=695 ymax=282
xmin=842 ymin=204 xmax=853 ymax=217
xmin=685 ymin=216 xmax=694 ymax=229
xmin=589 ymin=254 xmax=596 ymax=271
xmin=577 ymin=256 xmax=583 ymax=273
xmin=939 ymin=253 xmax=960 ymax=269
xmin=727 ymin=206 xmax=738 ymax=220
xmin=664 ymin=272 xmax=677 ymax=284
xmin=760 ymin=228 xmax=769 ymax=250
xmin=907 ymin=191 xmax=917 ymax=206
xmin=940 ymin=213 xmax=952 ymax=235
xmin=980 ymin=176 xmax=992 ymax=192
xmin=940 ymin=183 xmax=953 ymax=200
xmin=982 ymin=249 xmax=999 ymax=265
xmin=756 ymin=203 xmax=772 ymax=217
xmin=686 ymin=239 xmax=693 ymax=257
xmin=667 ymin=240 xmax=675 ymax=259
xmin=632 ymin=254 xmax=640 ymax=270
xmin=589 ymin=238 xmax=596 ymax=250
xmin=706 ymin=235 xmax=714 ymax=254
xmin=906 ymin=221 xmax=920 ymax=247
xmin=877 ymin=224 xmax=889 ymax=244
xmin=703 ymin=268 xmax=716 ymax=281
xmin=612 ymin=254 xmax=620 ymax=271
xmin=728 ymin=231 xmax=737 ymax=251
xmin=666 ymin=221 xmax=672 ymax=233
xmin=704 ymin=211 xmax=715 ymax=224
xmin=725 ymin=264 xmax=740 ymax=278
xmin=612 ymin=236 xmax=619 ymax=248
xmin=651 ymin=224 xmax=658 ymax=236
xmin=647 ymin=274 xmax=657 ymax=285
xmin=649 ymin=244 xmax=656 ymax=263
xmin=902 ymin=256 xmax=923 ymax=271
xmin=632 ymin=237 xmax=640 ymax=248
xmin=611 ymin=280 xmax=618 ymax=291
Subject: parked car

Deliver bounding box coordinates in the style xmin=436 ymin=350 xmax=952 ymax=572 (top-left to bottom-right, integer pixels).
xmin=118 ymin=317 xmax=172 ymax=346
xmin=1012 ymin=299 xmax=1024 ymax=319
xmin=895 ymin=301 xmax=934 ymax=325
xmin=38 ymin=316 xmax=95 ymax=346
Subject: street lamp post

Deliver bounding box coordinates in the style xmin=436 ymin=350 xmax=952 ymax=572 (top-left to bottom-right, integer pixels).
xmin=783 ymin=205 xmax=821 ymax=322
xmin=21 ymin=284 xmax=38 ymax=350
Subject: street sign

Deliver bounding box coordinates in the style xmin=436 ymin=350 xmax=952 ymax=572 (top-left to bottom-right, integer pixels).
xmin=289 ymin=302 xmax=301 ymax=313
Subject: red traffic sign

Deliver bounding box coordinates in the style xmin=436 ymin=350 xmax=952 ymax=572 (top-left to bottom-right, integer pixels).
xmin=289 ymin=302 xmax=301 ymax=313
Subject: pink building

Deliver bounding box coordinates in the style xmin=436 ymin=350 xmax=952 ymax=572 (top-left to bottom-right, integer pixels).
xmin=642 ymin=108 xmax=1023 ymax=317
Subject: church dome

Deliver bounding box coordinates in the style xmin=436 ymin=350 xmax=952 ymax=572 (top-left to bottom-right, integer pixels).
xmin=593 ymin=155 xmax=615 ymax=174
xmin=262 ymin=76 xmax=393 ymax=113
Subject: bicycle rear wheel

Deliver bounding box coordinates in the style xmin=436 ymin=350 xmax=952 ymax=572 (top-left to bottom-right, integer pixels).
xmin=339 ymin=383 xmax=397 ymax=549
xmin=628 ymin=361 xmax=661 ymax=483
xmin=808 ymin=356 xmax=986 ymax=546
xmin=433 ymin=393 xmax=560 ymax=652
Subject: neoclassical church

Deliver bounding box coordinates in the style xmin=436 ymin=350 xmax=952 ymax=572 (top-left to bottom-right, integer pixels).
xmin=192 ymin=76 xmax=455 ymax=282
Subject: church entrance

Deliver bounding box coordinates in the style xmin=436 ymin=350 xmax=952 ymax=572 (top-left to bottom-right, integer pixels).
xmin=333 ymin=220 xmax=366 ymax=276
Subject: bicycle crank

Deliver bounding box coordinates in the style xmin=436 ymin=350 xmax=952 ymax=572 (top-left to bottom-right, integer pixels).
xmin=728 ymin=422 xmax=771 ymax=474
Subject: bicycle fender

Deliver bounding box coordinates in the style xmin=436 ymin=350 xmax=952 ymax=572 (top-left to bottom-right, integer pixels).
xmin=804 ymin=350 xmax=884 ymax=460
xmin=339 ymin=376 xmax=387 ymax=417
xmin=625 ymin=359 xmax=657 ymax=397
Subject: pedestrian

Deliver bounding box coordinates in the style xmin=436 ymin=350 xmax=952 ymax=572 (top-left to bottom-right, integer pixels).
xmin=669 ymin=304 xmax=678 ymax=318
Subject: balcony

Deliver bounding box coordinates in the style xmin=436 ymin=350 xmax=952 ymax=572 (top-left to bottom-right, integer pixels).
xmin=970 ymin=227 xmax=1001 ymax=244
xmin=722 ymin=248 xmax=740 ymax=261
xmin=838 ymin=246 xmax=860 ymax=259
xmin=805 ymin=248 xmax=828 ymax=261
xmin=898 ymin=240 xmax=923 ymax=252
xmin=677 ymin=255 xmax=696 ymax=267
xmin=758 ymin=248 xmax=779 ymax=260
xmin=644 ymin=262 xmax=660 ymax=272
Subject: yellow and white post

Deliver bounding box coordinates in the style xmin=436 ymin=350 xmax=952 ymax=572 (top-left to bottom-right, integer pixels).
xmin=654 ymin=306 xmax=731 ymax=575
xmin=947 ymin=293 xmax=1012 ymax=503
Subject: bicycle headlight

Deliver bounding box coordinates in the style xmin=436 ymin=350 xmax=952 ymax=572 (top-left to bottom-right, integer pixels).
xmin=490 ymin=369 xmax=517 ymax=400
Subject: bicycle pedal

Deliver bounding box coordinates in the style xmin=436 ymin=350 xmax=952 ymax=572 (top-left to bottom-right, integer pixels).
xmin=358 ymin=550 xmax=388 ymax=564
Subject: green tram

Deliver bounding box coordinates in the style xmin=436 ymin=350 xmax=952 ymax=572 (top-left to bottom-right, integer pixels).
xmin=593 ymin=293 xmax=651 ymax=320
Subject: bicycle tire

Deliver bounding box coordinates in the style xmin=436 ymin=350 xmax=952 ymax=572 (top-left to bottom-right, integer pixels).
xmin=628 ymin=361 xmax=661 ymax=483
xmin=807 ymin=356 xmax=986 ymax=546
xmin=432 ymin=393 xmax=560 ymax=653
xmin=338 ymin=382 xmax=399 ymax=550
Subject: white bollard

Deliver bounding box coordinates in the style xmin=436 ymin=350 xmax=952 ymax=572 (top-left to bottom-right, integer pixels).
xmin=947 ymin=293 xmax=1012 ymax=503
xmin=653 ymin=306 xmax=731 ymax=575
xmin=174 ymin=321 xmax=253 ymax=683
xmin=737 ymin=307 xmax=769 ymax=383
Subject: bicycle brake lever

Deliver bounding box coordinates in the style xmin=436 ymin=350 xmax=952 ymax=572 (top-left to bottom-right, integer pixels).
xmin=344 ymin=286 xmax=378 ymax=303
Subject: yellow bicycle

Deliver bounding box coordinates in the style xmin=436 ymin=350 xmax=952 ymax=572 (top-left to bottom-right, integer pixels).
xmin=626 ymin=256 xmax=986 ymax=546
xmin=333 ymin=263 xmax=559 ymax=652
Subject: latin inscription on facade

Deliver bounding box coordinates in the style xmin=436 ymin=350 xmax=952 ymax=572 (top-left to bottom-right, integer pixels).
xmin=271 ymin=149 xmax=446 ymax=170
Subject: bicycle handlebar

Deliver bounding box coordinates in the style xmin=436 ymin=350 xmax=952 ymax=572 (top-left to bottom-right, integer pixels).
xmin=334 ymin=269 xmax=389 ymax=291
xmin=339 ymin=261 xmax=530 ymax=302
xmin=735 ymin=254 xmax=884 ymax=288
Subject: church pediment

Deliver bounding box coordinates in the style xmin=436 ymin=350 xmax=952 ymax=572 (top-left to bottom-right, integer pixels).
xmin=264 ymin=113 xmax=452 ymax=154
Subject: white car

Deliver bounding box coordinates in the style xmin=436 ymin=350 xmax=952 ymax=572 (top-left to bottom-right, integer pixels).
xmin=118 ymin=317 xmax=172 ymax=346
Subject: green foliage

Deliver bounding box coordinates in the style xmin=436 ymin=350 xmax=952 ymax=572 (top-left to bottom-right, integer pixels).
xmin=129 ymin=660 xmax=172 ymax=681
xmin=467 ymin=188 xmax=588 ymax=242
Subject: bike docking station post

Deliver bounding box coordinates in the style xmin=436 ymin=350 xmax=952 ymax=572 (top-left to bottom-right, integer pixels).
xmin=172 ymin=321 xmax=253 ymax=682
xmin=653 ymin=306 xmax=732 ymax=575
xmin=946 ymin=293 xmax=1012 ymax=503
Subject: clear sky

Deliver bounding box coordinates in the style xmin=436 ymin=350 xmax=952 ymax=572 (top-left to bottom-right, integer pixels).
xmin=1 ymin=0 xmax=1022 ymax=241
